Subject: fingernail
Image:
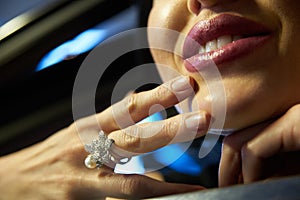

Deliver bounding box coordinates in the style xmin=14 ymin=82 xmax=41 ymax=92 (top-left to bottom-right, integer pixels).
xmin=170 ymin=76 xmax=193 ymax=101
xmin=171 ymin=76 xmax=191 ymax=92
xmin=185 ymin=113 xmax=208 ymax=131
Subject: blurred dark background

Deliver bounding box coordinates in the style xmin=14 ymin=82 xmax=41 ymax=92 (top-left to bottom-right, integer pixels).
xmin=0 ymin=0 xmax=153 ymax=154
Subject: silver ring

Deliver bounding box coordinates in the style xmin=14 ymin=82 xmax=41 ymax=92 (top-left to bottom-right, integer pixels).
xmin=84 ymin=130 xmax=131 ymax=169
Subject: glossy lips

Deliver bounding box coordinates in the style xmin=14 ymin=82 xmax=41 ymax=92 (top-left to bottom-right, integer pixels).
xmin=183 ymin=14 xmax=272 ymax=72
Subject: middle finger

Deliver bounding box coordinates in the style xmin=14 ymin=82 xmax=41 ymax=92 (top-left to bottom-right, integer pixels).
xmin=109 ymin=110 xmax=210 ymax=155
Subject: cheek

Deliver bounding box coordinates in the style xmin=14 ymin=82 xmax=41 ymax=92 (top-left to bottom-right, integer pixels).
xmin=189 ymin=77 xmax=266 ymax=129
xmin=148 ymin=0 xmax=190 ymax=56
xmin=148 ymin=0 xmax=189 ymax=30
xmin=179 ymin=73 xmax=277 ymax=130
xmin=148 ymin=2 xmax=190 ymax=82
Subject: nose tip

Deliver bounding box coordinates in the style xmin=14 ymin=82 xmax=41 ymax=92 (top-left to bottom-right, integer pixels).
xmin=188 ymin=0 xmax=238 ymax=15
xmin=188 ymin=0 xmax=201 ymax=15
xmin=188 ymin=0 xmax=219 ymax=15
xmin=198 ymin=0 xmax=219 ymax=8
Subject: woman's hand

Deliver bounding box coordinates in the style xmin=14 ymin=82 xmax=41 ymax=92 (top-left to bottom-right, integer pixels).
xmin=0 ymin=76 xmax=209 ymax=200
xmin=219 ymin=104 xmax=300 ymax=187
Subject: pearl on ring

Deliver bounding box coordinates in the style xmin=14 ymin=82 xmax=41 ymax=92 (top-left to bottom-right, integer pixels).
xmin=83 ymin=130 xmax=131 ymax=169
xmin=84 ymin=154 xmax=97 ymax=169
xmin=84 ymin=131 xmax=115 ymax=169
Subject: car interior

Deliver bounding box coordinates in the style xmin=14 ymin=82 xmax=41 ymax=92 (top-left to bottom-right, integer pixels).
xmin=0 ymin=0 xmax=147 ymax=154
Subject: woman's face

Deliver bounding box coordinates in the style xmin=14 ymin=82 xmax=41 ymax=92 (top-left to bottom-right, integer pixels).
xmin=148 ymin=0 xmax=300 ymax=129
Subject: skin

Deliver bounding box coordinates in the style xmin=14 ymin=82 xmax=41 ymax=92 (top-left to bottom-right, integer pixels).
xmin=149 ymin=0 xmax=300 ymax=186
xmin=149 ymin=0 xmax=300 ymax=129
xmin=0 ymin=0 xmax=300 ymax=199
xmin=219 ymin=109 xmax=300 ymax=186
xmin=0 ymin=77 xmax=208 ymax=199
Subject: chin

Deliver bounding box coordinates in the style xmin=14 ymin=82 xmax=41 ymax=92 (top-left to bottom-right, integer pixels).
xmin=176 ymin=82 xmax=274 ymax=131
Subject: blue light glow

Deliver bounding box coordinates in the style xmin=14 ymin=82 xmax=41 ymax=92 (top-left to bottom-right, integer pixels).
xmin=115 ymin=112 xmax=164 ymax=174
xmin=138 ymin=112 xmax=202 ymax=175
xmin=35 ymin=5 xmax=139 ymax=72
xmin=115 ymin=112 xmax=202 ymax=175
xmin=138 ymin=112 xmax=164 ymax=123
xmin=36 ymin=29 xmax=107 ymax=71
xmin=153 ymin=144 xmax=202 ymax=176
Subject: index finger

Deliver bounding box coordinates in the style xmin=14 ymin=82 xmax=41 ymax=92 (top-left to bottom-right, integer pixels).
xmin=97 ymin=76 xmax=194 ymax=133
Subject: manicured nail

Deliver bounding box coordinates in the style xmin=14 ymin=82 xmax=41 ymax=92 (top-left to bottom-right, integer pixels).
xmin=170 ymin=76 xmax=193 ymax=100
xmin=171 ymin=76 xmax=191 ymax=91
xmin=185 ymin=113 xmax=208 ymax=131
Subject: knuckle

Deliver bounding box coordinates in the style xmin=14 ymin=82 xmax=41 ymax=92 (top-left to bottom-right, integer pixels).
xmin=241 ymin=143 xmax=253 ymax=158
xmin=121 ymin=128 xmax=142 ymax=151
xmin=126 ymin=93 xmax=139 ymax=114
xmin=120 ymin=175 xmax=143 ymax=196
xmin=283 ymin=124 xmax=300 ymax=150
xmin=279 ymin=105 xmax=300 ymax=150
xmin=153 ymin=85 xmax=172 ymax=103
xmin=241 ymin=146 xmax=248 ymax=160
xmin=288 ymin=104 xmax=300 ymax=115
xmin=222 ymin=135 xmax=231 ymax=145
xmin=68 ymin=123 xmax=77 ymax=134
xmin=162 ymin=120 xmax=179 ymax=141
xmin=223 ymin=134 xmax=236 ymax=147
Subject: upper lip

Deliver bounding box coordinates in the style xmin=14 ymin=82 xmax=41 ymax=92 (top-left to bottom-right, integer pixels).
xmin=183 ymin=14 xmax=272 ymax=58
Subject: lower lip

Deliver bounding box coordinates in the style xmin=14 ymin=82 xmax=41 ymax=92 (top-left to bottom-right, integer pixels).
xmin=184 ymin=35 xmax=271 ymax=72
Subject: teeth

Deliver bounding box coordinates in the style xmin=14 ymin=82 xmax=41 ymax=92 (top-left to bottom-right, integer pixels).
xmin=205 ymin=39 xmax=218 ymax=52
xmin=199 ymin=45 xmax=205 ymax=54
xmin=217 ymin=35 xmax=232 ymax=49
xmin=199 ymin=35 xmax=243 ymax=54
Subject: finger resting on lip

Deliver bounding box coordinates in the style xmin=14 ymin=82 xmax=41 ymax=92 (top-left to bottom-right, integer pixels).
xmin=108 ymin=111 xmax=210 ymax=154
xmin=96 ymin=76 xmax=195 ymax=133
